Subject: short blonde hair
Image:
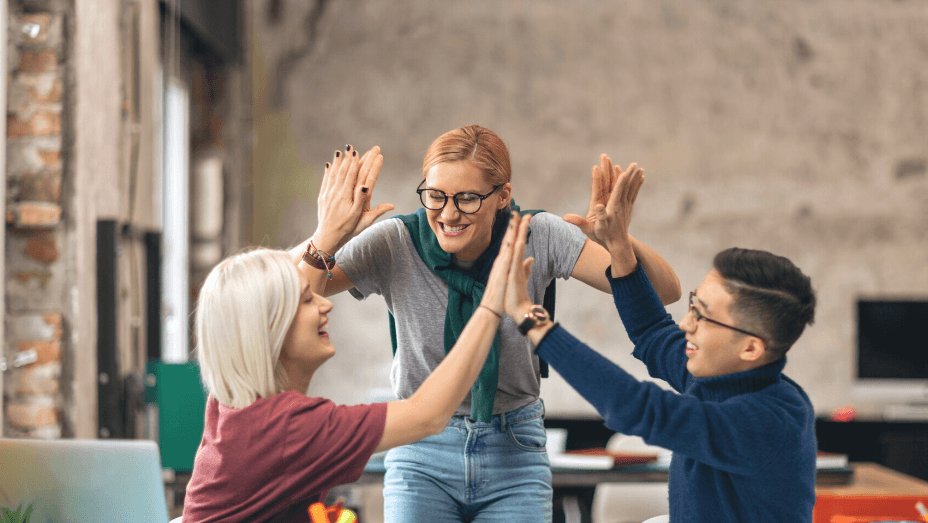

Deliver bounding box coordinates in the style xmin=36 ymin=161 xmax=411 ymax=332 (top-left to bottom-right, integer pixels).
xmin=194 ymin=248 xmax=301 ymax=408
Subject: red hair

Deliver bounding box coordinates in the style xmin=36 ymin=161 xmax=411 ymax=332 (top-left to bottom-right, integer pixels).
xmin=422 ymin=125 xmax=512 ymax=186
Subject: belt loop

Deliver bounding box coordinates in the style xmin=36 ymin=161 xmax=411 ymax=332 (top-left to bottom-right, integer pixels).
xmin=499 ymin=410 xmax=508 ymax=432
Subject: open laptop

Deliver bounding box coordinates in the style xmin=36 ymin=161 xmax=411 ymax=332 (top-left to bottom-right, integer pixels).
xmin=0 ymin=438 xmax=170 ymax=523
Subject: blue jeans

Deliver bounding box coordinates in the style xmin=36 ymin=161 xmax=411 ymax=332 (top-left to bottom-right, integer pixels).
xmin=383 ymin=399 xmax=552 ymax=522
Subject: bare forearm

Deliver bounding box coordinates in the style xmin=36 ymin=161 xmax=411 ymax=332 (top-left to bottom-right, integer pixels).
xmin=376 ymin=308 xmax=500 ymax=452
xmin=629 ymin=236 xmax=681 ymax=305
xmin=408 ymin=307 xmax=500 ymax=428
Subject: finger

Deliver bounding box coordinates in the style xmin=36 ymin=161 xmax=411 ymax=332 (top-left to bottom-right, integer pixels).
xmin=329 ymin=149 xmax=347 ymax=191
xmin=342 ymin=148 xmax=362 ymax=195
xmin=601 ymin=154 xmax=614 ymax=196
xmin=607 ymin=165 xmax=632 ymax=212
xmin=628 ymin=169 xmax=644 ymax=206
xmin=359 ymin=150 xmax=384 ymax=194
xmin=319 ymin=161 xmax=333 ymax=196
xmin=589 ymin=166 xmax=602 ymax=210
xmin=562 ymin=213 xmax=592 ymax=236
xmin=487 ymin=213 xmax=519 ymax=289
xmin=357 ymin=146 xmax=380 ymax=187
xmin=522 ymin=257 xmax=534 ymax=281
xmin=513 ymin=214 xmax=531 ymax=266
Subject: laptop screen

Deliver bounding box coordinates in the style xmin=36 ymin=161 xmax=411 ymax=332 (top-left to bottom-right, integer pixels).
xmin=0 ymin=439 xmax=169 ymax=522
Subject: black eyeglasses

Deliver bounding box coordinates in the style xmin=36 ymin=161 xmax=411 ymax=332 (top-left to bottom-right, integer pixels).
xmin=688 ymin=291 xmax=766 ymax=342
xmin=416 ymin=180 xmax=502 ymax=215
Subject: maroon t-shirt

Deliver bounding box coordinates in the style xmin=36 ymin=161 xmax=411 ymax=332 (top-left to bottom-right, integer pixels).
xmin=182 ymin=391 xmax=387 ymax=523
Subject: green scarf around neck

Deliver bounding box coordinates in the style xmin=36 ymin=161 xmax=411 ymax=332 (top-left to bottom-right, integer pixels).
xmin=388 ymin=200 xmax=553 ymax=422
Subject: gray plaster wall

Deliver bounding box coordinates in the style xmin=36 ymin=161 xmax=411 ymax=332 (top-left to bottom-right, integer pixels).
xmin=247 ymin=0 xmax=928 ymax=417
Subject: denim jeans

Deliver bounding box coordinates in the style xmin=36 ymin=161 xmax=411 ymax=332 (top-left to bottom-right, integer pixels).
xmin=383 ymin=399 xmax=552 ymax=522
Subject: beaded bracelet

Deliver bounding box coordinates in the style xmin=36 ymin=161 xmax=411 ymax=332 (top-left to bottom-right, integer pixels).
xmin=303 ymin=240 xmax=336 ymax=279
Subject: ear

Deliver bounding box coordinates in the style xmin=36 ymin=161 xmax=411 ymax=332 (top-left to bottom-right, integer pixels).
xmin=739 ymin=336 xmax=768 ymax=364
xmin=497 ymin=183 xmax=512 ymax=210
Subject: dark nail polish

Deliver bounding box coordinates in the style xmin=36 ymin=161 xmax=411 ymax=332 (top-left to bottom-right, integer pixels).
xmin=352 ymin=150 xmax=358 ymax=157
xmin=361 ymin=187 xmax=368 ymax=193
xmin=335 ymin=151 xmax=341 ymax=158
xmin=326 ymin=162 xmax=331 ymax=169
xmin=346 ymin=144 xmax=352 ymax=152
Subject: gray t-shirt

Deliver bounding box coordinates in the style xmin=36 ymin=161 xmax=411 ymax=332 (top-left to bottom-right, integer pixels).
xmin=338 ymin=211 xmax=587 ymax=416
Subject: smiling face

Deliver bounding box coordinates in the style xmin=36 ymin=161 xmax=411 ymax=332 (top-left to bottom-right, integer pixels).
xmin=679 ymin=269 xmax=767 ymax=378
xmin=279 ymin=270 xmax=335 ymax=390
xmin=423 ymin=160 xmax=511 ymax=262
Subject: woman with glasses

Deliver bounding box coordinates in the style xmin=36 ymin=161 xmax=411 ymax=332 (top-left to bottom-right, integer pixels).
xmin=295 ymin=125 xmax=681 ymax=522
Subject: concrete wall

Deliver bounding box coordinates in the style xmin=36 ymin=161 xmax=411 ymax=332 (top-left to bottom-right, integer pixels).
xmin=248 ymin=0 xmax=928 ymax=417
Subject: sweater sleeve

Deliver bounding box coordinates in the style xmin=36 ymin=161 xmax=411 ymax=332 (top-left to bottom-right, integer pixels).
xmin=608 ymin=264 xmax=691 ymax=393
xmin=536 ymin=326 xmax=791 ymax=474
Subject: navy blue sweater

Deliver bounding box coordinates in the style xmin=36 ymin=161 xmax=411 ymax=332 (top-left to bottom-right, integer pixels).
xmin=537 ymin=264 xmax=816 ymax=522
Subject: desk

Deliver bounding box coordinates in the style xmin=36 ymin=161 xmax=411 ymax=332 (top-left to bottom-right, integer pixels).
xmin=359 ymin=460 xmax=855 ymax=523
xmin=814 ymin=463 xmax=928 ymax=523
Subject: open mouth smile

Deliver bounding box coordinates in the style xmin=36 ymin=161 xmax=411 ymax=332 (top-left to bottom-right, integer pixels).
xmin=440 ymin=223 xmax=469 ymax=236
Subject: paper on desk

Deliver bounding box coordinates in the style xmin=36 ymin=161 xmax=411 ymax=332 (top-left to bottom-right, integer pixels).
xmin=548 ymin=452 xmax=615 ymax=469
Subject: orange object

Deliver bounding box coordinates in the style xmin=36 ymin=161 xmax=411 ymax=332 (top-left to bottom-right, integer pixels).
xmin=308 ymin=501 xmax=357 ymax=523
xmin=814 ymin=495 xmax=928 ymax=523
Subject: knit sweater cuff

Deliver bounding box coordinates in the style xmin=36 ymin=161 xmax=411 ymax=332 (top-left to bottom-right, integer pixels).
xmin=607 ymin=262 xmax=654 ymax=301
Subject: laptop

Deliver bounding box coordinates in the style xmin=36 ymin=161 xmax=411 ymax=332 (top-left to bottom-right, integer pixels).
xmin=0 ymin=438 xmax=170 ymax=523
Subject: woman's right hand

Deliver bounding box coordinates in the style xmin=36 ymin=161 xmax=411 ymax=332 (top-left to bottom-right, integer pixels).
xmin=312 ymin=145 xmax=395 ymax=253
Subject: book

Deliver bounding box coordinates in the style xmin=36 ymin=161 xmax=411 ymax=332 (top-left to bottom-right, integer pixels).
xmin=816 ymin=451 xmax=849 ymax=469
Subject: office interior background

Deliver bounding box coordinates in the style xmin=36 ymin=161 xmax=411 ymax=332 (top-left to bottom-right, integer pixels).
xmin=2 ymin=0 xmax=927 ymax=499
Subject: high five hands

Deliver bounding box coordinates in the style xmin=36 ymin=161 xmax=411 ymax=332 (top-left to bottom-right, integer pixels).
xmin=313 ymin=145 xmax=395 ymax=253
xmin=563 ymin=153 xmax=644 ymax=276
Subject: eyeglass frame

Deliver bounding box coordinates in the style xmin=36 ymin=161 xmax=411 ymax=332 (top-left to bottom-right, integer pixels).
xmin=416 ymin=179 xmax=503 ymax=215
xmin=687 ymin=291 xmax=766 ymax=343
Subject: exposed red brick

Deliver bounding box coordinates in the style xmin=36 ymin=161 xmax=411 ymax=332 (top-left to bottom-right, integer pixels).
xmin=10 ymin=201 xmax=61 ymax=227
xmin=15 ymin=364 xmax=60 ymax=395
xmin=6 ymin=402 xmax=59 ymax=428
xmin=18 ymin=171 xmax=62 ymax=203
xmin=24 ymin=233 xmax=59 ymax=263
xmin=13 ymin=270 xmax=53 ymax=287
xmin=29 ymin=78 xmax=62 ymax=104
xmin=7 ymin=111 xmax=61 ymax=137
xmin=16 ymin=340 xmax=61 ymax=364
xmin=18 ymin=49 xmax=58 ymax=73
xmin=42 ymin=313 xmax=63 ymax=339
xmin=37 ymin=149 xmax=61 ymax=167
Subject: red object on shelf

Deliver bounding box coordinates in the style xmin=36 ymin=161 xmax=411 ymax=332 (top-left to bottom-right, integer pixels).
xmin=831 ymin=405 xmax=857 ymax=422
xmin=564 ymin=449 xmax=658 ymax=467
xmin=813 ymin=495 xmax=928 ymax=523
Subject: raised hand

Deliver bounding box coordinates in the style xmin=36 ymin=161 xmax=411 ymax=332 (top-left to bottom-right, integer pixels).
xmin=503 ymin=214 xmax=535 ymax=324
xmin=563 ymin=154 xmax=643 ymax=250
xmin=313 ymin=145 xmax=395 ymax=253
xmin=479 ymin=212 xmax=526 ymax=318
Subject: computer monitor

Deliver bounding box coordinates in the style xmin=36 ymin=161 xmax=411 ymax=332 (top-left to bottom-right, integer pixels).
xmin=854 ymin=299 xmax=928 ymax=407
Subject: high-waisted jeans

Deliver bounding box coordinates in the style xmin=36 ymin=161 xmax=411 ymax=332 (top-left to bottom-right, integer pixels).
xmin=383 ymin=399 xmax=552 ymax=522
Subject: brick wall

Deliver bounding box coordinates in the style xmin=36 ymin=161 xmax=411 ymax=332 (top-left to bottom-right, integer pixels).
xmin=4 ymin=6 xmax=66 ymax=438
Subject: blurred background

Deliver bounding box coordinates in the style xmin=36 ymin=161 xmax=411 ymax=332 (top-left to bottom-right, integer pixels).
xmin=2 ymin=0 xmax=927 ymax=490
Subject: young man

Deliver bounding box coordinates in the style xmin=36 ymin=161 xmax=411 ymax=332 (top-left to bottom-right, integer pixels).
xmin=505 ymin=158 xmax=818 ymax=522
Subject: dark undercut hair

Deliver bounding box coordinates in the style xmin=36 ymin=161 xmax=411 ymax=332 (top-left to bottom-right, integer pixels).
xmin=713 ymin=248 xmax=816 ymax=360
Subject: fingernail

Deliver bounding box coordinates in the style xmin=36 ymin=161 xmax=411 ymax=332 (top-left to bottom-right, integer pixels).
xmin=361 ymin=187 xmax=368 ymax=193
xmin=346 ymin=144 xmax=352 ymax=152
xmin=335 ymin=150 xmax=341 ymax=158
xmin=352 ymin=150 xmax=358 ymax=157
xmin=326 ymin=162 xmax=331 ymax=168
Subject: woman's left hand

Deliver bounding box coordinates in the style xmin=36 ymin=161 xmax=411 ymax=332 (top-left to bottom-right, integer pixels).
xmin=480 ymin=213 xmax=531 ymax=318
xmin=502 ymin=214 xmax=535 ymax=323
